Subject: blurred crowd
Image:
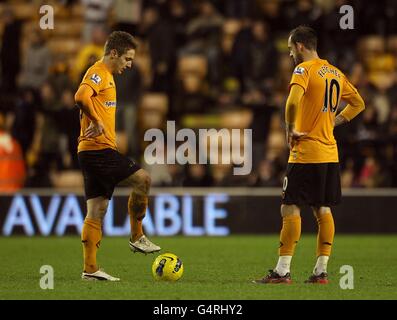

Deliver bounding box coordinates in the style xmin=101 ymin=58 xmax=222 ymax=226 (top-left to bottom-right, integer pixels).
xmin=0 ymin=0 xmax=397 ymax=191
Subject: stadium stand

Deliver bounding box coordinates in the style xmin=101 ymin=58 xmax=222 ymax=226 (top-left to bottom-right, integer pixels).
xmin=0 ymin=0 xmax=396 ymax=189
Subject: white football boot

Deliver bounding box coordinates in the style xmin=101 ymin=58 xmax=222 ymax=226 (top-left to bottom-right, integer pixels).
xmin=82 ymin=269 xmax=120 ymax=281
xmin=129 ymin=235 xmax=161 ymax=254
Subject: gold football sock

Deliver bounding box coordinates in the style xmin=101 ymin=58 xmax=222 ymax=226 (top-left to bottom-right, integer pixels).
xmin=279 ymin=215 xmax=301 ymax=256
xmin=128 ymin=193 xmax=148 ymax=242
xmin=316 ymin=212 xmax=335 ymax=257
xmin=81 ymin=218 xmax=102 ymax=273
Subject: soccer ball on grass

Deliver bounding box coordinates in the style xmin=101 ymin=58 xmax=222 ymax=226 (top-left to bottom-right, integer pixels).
xmin=152 ymin=253 xmax=183 ymax=281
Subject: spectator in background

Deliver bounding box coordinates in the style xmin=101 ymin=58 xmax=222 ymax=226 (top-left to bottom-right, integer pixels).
xmin=384 ymin=105 xmax=397 ymax=186
xmin=183 ymin=164 xmax=213 ymax=187
xmin=11 ymin=87 xmax=39 ymax=157
xmin=358 ymin=156 xmax=391 ymax=188
xmin=139 ymin=5 xmax=175 ymax=94
xmin=186 ymin=0 xmax=224 ymax=43
xmin=350 ymin=105 xmax=380 ymax=173
xmin=211 ymin=19 xmax=242 ymax=95
xmin=81 ymin=0 xmax=113 ymax=43
xmin=19 ymin=28 xmax=52 ymax=90
xmin=114 ymin=62 xmax=143 ymax=158
xmin=0 ymin=7 xmax=21 ymax=95
xmin=256 ymin=0 xmax=286 ymax=34
xmin=252 ymin=158 xmax=280 ymax=187
xmin=387 ymin=105 xmax=397 ymax=136
xmin=365 ymin=53 xmax=396 ymax=125
xmin=113 ymin=0 xmax=142 ymax=36
xmin=356 ymin=0 xmax=392 ymax=35
xmin=211 ymin=164 xmax=232 ymax=187
xmin=314 ymin=0 xmax=357 ymax=71
xmin=246 ymin=99 xmax=277 ymax=170
xmin=384 ymin=1 xmax=397 ymax=35
xmin=184 ymin=0 xmax=224 ymax=87
xmin=233 ymin=20 xmax=279 ymax=170
xmin=232 ymin=19 xmax=278 ymax=93
xmin=211 ymin=163 xmax=248 ymax=186
xmin=0 ymin=112 xmax=26 ymax=192
xmin=340 ymin=157 xmax=355 ymax=188
xmin=26 ymin=82 xmax=62 ymax=187
xmin=222 ymin=0 xmax=253 ymax=19
xmin=356 ymin=105 xmax=380 ymax=143
xmin=230 ymin=19 xmax=252 ymax=90
xmin=172 ymin=73 xmax=213 ymax=123
xmin=167 ymin=0 xmax=190 ymax=51
xmin=58 ymin=89 xmax=80 ymax=169
xmin=286 ymin=0 xmax=321 ymax=31
xmin=72 ymin=26 xmax=107 ymax=84
xmin=166 ymin=163 xmax=184 ymax=187
xmin=48 ymin=54 xmax=74 ymax=99
xmin=246 ymin=20 xmax=278 ymax=90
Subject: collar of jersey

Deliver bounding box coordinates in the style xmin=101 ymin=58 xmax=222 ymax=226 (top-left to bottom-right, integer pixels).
xmin=96 ymin=59 xmax=113 ymax=75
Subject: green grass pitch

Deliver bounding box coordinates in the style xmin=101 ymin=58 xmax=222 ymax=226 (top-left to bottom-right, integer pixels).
xmin=0 ymin=235 xmax=396 ymax=300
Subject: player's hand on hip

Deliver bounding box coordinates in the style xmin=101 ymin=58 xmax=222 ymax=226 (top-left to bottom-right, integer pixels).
xmin=286 ymin=129 xmax=307 ymax=150
xmin=85 ymin=120 xmax=105 ymax=138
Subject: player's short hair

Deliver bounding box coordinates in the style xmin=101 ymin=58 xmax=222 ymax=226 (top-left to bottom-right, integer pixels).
xmin=104 ymin=31 xmax=138 ymax=56
xmin=289 ymin=26 xmax=317 ymax=51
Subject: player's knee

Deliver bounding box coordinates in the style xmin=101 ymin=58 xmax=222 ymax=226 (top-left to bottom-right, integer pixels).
xmin=135 ymin=170 xmax=151 ymax=194
xmin=143 ymin=172 xmax=151 ymax=190
xmin=312 ymin=206 xmax=331 ymax=218
xmin=281 ymin=204 xmax=300 ymax=217
xmin=87 ymin=198 xmax=108 ymax=220
xmin=99 ymin=200 xmax=109 ymax=216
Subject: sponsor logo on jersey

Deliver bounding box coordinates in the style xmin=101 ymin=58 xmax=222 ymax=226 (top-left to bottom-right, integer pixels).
xmin=104 ymin=101 xmax=116 ymax=108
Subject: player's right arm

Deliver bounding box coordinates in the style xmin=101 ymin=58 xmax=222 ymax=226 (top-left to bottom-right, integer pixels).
xmin=285 ymin=84 xmax=307 ymax=149
xmin=335 ymin=78 xmax=365 ymax=126
xmin=74 ymin=84 xmax=105 ymax=138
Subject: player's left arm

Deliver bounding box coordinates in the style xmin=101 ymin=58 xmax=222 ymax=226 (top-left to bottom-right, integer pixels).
xmin=285 ymin=84 xmax=306 ymax=149
xmin=335 ymin=77 xmax=365 ymax=126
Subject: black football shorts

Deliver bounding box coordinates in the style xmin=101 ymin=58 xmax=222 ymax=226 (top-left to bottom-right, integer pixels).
xmin=281 ymin=163 xmax=341 ymax=207
xmin=78 ymin=148 xmax=141 ymax=200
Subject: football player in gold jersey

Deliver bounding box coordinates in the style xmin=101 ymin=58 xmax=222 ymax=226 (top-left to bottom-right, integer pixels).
xmin=255 ymin=26 xmax=365 ymax=284
xmin=75 ymin=31 xmax=161 ymax=281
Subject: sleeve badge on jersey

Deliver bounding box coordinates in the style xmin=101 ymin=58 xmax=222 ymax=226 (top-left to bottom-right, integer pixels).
xmin=293 ymin=67 xmax=305 ymax=75
xmin=90 ymin=74 xmax=102 ymax=85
